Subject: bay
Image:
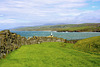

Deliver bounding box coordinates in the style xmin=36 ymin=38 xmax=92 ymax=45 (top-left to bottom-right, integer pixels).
xmin=11 ymin=31 xmax=100 ymax=40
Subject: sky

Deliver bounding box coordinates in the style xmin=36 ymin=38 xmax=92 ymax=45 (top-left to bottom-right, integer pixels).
xmin=0 ymin=0 xmax=100 ymax=29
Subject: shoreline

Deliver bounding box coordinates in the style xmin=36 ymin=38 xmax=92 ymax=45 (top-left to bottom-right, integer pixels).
xmin=11 ymin=30 xmax=100 ymax=32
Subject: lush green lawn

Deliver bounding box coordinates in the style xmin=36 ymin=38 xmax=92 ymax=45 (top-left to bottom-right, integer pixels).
xmin=0 ymin=42 xmax=100 ymax=67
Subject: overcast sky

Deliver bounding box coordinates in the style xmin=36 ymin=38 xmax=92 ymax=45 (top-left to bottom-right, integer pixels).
xmin=0 ymin=0 xmax=100 ymax=29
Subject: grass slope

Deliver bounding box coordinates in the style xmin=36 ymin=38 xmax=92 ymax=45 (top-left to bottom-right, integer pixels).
xmin=0 ymin=42 xmax=100 ymax=67
xmin=74 ymin=36 xmax=100 ymax=54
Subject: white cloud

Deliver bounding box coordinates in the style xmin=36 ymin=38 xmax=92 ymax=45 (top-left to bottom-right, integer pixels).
xmin=55 ymin=3 xmax=87 ymax=8
xmin=0 ymin=19 xmax=16 ymax=23
xmin=73 ymin=10 xmax=100 ymax=23
xmin=92 ymin=6 xmax=96 ymax=8
xmin=92 ymin=0 xmax=100 ymax=1
xmin=0 ymin=0 xmax=88 ymax=23
xmin=0 ymin=0 xmax=87 ymax=12
xmin=59 ymin=13 xmax=81 ymax=16
xmin=0 ymin=15 xmax=4 ymax=17
xmin=0 ymin=0 xmax=100 ymax=25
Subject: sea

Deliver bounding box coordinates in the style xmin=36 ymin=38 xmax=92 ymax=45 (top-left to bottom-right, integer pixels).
xmin=11 ymin=31 xmax=100 ymax=40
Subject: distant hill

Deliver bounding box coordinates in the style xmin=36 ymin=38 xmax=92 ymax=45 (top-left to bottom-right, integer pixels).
xmin=12 ymin=23 xmax=100 ymax=32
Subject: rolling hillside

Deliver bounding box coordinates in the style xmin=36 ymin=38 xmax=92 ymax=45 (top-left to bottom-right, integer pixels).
xmin=73 ymin=36 xmax=100 ymax=54
xmin=12 ymin=23 xmax=100 ymax=32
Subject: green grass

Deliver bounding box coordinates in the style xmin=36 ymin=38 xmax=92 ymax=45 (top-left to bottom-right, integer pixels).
xmin=0 ymin=42 xmax=100 ymax=67
xmin=74 ymin=36 xmax=100 ymax=54
xmin=57 ymin=26 xmax=100 ymax=32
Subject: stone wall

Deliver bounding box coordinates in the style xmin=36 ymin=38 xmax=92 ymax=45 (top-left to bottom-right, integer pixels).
xmin=65 ymin=40 xmax=79 ymax=44
xmin=27 ymin=36 xmax=65 ymax=44
xmin=0 ymin=30 xmax=28 ymax=58
xmin=0 ymin=30 xmax=65 ymax=59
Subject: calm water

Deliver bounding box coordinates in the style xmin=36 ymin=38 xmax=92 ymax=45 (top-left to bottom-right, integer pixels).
xmin=11 ymin=31 xmax=100 ymax=40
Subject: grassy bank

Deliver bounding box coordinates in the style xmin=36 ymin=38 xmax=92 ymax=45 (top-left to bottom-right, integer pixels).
xmin=0 ymin=42 xmax=100 ymax=67
xmin=74 ymin=36 xmax=100 ymax=54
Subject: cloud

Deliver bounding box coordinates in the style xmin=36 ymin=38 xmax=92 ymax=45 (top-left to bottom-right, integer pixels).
xmin=0 ymin=0 xmax=100 ymax=29
xmin=0 ymin=0 xmax=87 ymax=22
xmin=92 ymin=6 xmax=96 ymax=8
xmin=0 ymin=19 xmax=16 ymax=23
xmin=55 ymin=3 xmax=87 ymax=8
xmin=92 ymin=0 xmax=100 ymax=1
xmin=73 ymin=10 xmax=100 ymax=23
xmin=0 ymin=0 xmax=87 ymax=12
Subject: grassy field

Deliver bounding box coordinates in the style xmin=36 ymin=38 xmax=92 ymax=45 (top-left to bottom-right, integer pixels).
xmin=0 ymin=42 xmax=100 ymax=67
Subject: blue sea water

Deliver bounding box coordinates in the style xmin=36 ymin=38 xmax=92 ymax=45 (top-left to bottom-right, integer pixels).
xmin=11 ymin=31 xmax=100 ymax=40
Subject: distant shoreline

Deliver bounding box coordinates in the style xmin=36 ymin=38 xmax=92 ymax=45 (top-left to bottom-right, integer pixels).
xmin=11 ymin=23 xmax=100 ymax=32
xmin=11 ymin=30 xmax=100 ymax=32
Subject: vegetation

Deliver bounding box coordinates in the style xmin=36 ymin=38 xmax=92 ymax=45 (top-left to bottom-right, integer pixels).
xmin=0 ymin=42 xmax=100 ymax=67
xmin=12 ymin=23 xmax=100 ymax=32
xmin=57 ymin=26 xmax=100 ymax=32
xmin=73 ymin=36 xmax=100 ymax=54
